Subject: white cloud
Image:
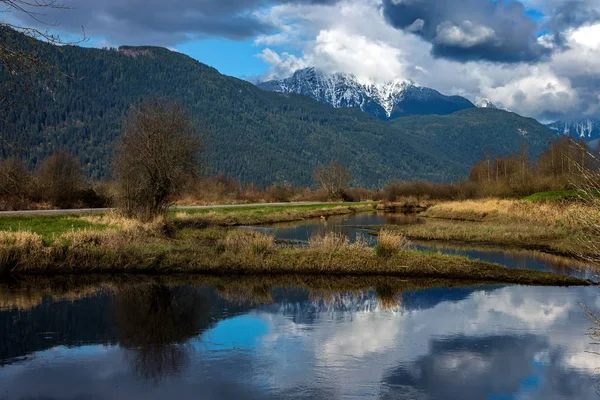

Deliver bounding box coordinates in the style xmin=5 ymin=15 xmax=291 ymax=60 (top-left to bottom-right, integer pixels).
xmin=257 ymin=48 xmax=309 ymax=80
xmin=569 ymin=23 xmax=600 ymax=49
xmin=435 ymin=21 xmax=497 ymax=48
xmin=253 ymin=0 xmax=600 ymax=121
xmin=483 ymin=68 xmax=580 ymax=118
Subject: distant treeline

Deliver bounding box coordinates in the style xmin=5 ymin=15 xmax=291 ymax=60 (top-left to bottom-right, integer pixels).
xmin=0 ymin=137 xmax=597 ymax=211
xmin=384 ymin=137 xmax=598 ymax=201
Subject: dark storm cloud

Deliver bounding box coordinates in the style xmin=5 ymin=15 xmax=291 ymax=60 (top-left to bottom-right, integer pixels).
xmin=545 ymin=1 xmax=600 ymax=49
xmin=13 ymin=0 xmax=339 ymax=46
xmin=381 ymin=0 xmax=551 ymax=63
xmin=550 ymin=0 xmax=600 ymax=30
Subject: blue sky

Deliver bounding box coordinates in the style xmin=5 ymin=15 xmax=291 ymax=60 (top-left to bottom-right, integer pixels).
xmin=176 ymin=39 xmax=271 ymax=79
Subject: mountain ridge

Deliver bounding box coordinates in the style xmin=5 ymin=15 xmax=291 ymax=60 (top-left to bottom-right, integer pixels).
xmin=258 ymin=68 xmax=476 ymax=120
xmin=0 ymin=28 xmax=557 ymax=187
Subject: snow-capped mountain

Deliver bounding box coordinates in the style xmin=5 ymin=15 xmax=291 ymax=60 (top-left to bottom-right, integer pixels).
xmin=546 ymin=118 xmax=600 ymax=141
xmin=475 ymin=98 xmax=498 ymax=109
xmin=258 ymin=68 xmax=475 ymax=120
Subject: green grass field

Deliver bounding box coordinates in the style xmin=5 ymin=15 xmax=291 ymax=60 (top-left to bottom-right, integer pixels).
xmin=523 ymin=190 xmax=584 ymax=202
xmin=0 ymin=216 xmax=107 ymax=243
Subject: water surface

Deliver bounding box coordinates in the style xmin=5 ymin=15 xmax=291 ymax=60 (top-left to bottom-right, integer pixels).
xmin=0 ymin=278 xmax=599 ymax=399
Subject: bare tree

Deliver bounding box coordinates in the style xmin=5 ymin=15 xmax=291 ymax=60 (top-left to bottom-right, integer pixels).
xmin=570 ymin=142 xmax=600 ymax=262
xmin=0 ymin=156 xmax=32 ymax=209
xmin=313 ymin=161 xmax=352 ymax=200
xmin=36 ymin=151 xmax=84 ymax=207
xmin=114 ymin=99 xmax=203 ymax=220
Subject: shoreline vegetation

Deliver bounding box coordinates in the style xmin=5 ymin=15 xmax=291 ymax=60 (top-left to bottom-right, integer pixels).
xmin=0 ymin=202 xmax=596 ymax=286
xmin=376 ymin=198 xmax=599 ymax=260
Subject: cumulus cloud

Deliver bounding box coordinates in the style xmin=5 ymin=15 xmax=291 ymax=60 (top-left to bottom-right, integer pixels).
xmin=483 ymin=68 xmax=580 ymax=121
xmin=255 ymin=0 xmax=600 ymax=121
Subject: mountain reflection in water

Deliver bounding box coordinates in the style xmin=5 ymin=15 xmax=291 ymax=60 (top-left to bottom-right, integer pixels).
xmin=0 ymin=276 xmax=598 ymax=400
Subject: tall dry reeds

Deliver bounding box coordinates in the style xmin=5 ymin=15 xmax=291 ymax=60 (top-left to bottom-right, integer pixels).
xmin=220 ymin=229 xmax=276 ymax=255
xmin=308 ymin=232 xmax=369 ymax=252
xmin=375 ymin=230 xmax=409 ymax=258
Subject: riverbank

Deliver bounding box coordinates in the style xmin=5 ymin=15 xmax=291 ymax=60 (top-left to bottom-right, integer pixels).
xmin=0 ymin=218 xmax=593 ymax=285
xmin=384 ymin=199 xmax=598 ymax=259
xmin=0 ymin=201 xmax=596 ymax=285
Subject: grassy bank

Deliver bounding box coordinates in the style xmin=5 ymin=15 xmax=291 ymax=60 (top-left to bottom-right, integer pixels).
xmin=174 ymin=202 xmax=376 ymax=226
xmin=0 ymin=220 xmax=592 ymax=285
xmin=0 ymin=201 xmax=596 ymax=284
xmin=0 ymin=203 xmax=373 ymax=239
xmin=383 ymin=199 xmax=598 ymax=258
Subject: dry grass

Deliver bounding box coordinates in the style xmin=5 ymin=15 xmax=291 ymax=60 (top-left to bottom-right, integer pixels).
xmin=0 ymin=231 xmax=45 ymax=249
xmin=424 ymin=198 xmax=590 ymax=228
xmin=403 ymin=198 xmax=599 ymax=259
xmin=0 ymin=226 xmax=592 ymax=286
xmin=174 ymin=204 xmax=375 ymax=227
xmin=220 ymin=229 xmax=276 ymax=255
xmin=81 ymin=212 xmax=173 ymax=235
xmin=308 ymin=232 xmax=369 ymax=252
xmin=375 ymin=230 xmax=409 ymax=258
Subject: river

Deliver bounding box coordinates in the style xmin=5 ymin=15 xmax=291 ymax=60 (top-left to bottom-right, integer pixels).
xmin=0 ymin=213 xmax=599 ymax=399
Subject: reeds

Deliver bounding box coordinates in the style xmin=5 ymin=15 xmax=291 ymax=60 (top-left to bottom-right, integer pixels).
xmin=308 ymin=232 xmax=368 ymax=252
xmin=221 ymin=229 xmax=276 ymax=255
xmin=375 ymin=230 xmax=409 ymax=258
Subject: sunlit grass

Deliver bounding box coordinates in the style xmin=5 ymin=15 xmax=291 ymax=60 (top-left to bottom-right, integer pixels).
xmin=0 ymin=216 xmax=108 ymax=243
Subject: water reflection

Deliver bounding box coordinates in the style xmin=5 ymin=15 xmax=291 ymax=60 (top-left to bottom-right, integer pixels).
xmin=0 ymin=277 xmax=599 ymax=399
xmin=115 ymin=284 xmax=212 ymax=383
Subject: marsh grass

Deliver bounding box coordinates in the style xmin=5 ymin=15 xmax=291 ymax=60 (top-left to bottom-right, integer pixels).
xmin=174 ymin=203 xmax=375 ymax=226
xmin=400 ymin=199 xmax=600 ymax=259
xmin=0 ymin=226 xmax=592 ymax=286
xmin=375 ymin=230 xmax=409 ymax=258
xmin=308 ymin=232 xmax=368 ymax=252
xmin=0 ymin=202 xmax=596 ymax=285
xmin=423 ymin=199 xmax=588 ymax=228
xmin=221 ymin=229 xmax=276 ymax=255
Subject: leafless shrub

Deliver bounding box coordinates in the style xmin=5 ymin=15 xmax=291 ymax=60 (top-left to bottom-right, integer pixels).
xmin=35 ymin=151 xmax=85 ymax=208
xmin=572 ymin=146 xmax=600 ymax=262
xmin=114 ymin=99 xmax=203 ymax=220
xmin=0 ymin=157 xmax=32 ymax=209
xmin=313 ymin=161 xmax=352 ymax=200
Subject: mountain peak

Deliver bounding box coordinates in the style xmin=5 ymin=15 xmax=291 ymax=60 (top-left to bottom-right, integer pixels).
xmin=475 ymin=98 xmax=498 ymax=109
xmin=257 ymin=68 xmax=475 ymax=120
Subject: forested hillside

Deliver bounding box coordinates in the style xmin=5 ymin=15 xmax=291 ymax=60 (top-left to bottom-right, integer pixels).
xmin=0 ymin=28 xmax=556 ymax=187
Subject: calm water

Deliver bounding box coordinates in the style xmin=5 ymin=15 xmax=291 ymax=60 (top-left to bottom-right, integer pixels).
xmin=0 ymin=280 xmax=599 ymax=399
xmin=1 ymin=213 xmax=599 ymax=399
xmin=254 ymin=212 xmax=600 ymax=282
